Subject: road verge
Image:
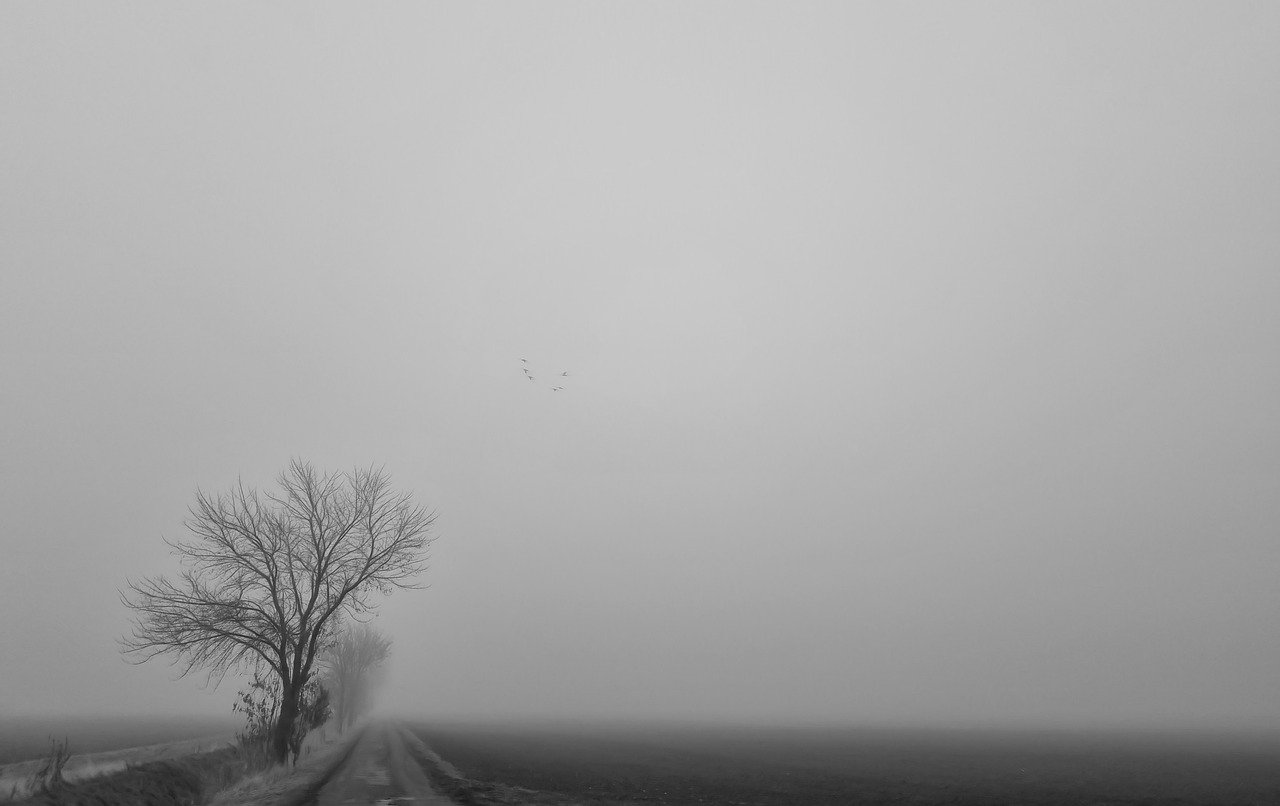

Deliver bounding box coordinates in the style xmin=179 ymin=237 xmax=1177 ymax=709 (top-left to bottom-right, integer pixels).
xmin=208 ymin=727 xmax=364 ymax=806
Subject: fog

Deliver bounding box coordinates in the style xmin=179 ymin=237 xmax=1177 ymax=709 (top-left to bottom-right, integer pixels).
xmin=2 ymin=3 xmax=1278 ymax=734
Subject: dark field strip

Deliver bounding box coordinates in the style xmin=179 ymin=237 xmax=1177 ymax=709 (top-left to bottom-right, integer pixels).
xmin=409 ymin=722 xmax=1280 ymax=806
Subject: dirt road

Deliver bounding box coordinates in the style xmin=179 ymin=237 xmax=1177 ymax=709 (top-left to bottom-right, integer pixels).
xmin=310 ymin=724 xmax=454 ymax=806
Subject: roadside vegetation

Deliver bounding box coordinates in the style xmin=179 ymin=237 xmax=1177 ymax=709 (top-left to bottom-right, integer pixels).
xmin=9 ymin=742 xmax=246 ymax=806
xmin=232 ymin=670 xmax=331 ymax=768
xmin=8 ymin=695 xmax=340 ymax=806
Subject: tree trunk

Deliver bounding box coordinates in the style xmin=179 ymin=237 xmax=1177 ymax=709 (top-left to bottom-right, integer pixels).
xmin=272 ymin=683 xmax=299 ymax=765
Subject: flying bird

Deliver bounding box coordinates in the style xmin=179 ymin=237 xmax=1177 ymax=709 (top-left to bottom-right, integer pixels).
xmin=519 ymin=358 xmax=571 ymax=391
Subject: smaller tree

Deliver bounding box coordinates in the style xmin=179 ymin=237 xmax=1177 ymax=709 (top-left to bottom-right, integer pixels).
xmin=322 ymin=623 xmax=392 ymax=732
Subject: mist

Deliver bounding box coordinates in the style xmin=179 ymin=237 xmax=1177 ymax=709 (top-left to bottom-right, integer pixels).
xmin=2 ymin=2 xmax=1278 ymax=737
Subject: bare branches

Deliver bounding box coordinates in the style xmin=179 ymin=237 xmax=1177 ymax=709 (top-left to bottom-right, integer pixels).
xmin=120 ymin=572 xmax=283 ymax=681
xmin=120 ymin=460 xmax=435 ymax=763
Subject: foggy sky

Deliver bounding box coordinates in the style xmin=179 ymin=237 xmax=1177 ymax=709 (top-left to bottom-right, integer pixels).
xmin=2 ymin=3 xmax=1278 ymax=732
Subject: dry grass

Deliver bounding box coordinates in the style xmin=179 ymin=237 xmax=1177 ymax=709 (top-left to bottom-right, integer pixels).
xmin=0 ymin=727 xmax=354 ymax=806
xmin=25 ymin=739 xmax=70 ymax=797
xmin=7 ymin=747 xmax=246 ymax=806
xmin=0 ymin=733 xmax=234 ymax=801
xmin=207 ymin=727 xmax=358 ymax=806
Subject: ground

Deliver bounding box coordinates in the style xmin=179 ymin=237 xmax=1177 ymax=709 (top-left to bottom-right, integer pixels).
xmin=7 ymin=721 xmax=1280 ymax=805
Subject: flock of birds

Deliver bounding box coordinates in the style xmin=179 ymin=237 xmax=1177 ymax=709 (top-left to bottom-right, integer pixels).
xmin=520 ymin=358 xmax=569 ymax=391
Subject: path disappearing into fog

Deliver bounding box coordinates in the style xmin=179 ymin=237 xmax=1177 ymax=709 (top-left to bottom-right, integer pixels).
xmin=312 ymin=724 xmax=453 ymax=806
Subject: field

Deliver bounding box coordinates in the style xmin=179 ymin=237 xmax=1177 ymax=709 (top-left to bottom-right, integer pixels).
xmin=409 ymin=721 xmax=1280 ymax=806
xmin=0 ymin=716 xmax=238 ymax=767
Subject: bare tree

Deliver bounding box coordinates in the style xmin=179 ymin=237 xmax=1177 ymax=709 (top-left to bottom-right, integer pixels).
xmin=322 ymin=623 xmax=392 ymax=732
xmin=121 ymin=459 xmax=435 ymax=764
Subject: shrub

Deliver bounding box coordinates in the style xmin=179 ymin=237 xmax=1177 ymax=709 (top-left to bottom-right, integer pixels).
xmin=232 ymin=670 xmax=331 ymax=768
xmin=24 ymin=738 xmax=70 ymax=796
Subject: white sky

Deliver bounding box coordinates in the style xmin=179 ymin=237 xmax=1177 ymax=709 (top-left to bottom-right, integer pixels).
xmin=2 ymin=2 xmax=1278 ymax=731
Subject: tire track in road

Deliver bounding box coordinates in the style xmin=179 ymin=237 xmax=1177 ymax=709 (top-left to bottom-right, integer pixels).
xmin=312 ymin=723 xmax=453 ymax=806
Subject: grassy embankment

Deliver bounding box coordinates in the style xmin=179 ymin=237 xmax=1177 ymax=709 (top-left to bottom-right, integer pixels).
xmin=6 ymin=744 xmax=247 ymax=805
xmin=3 ymin=727 xmax=356 ymax=806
